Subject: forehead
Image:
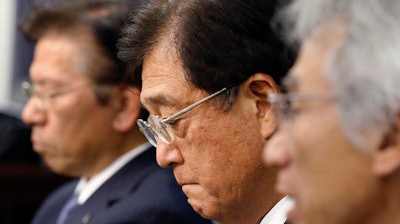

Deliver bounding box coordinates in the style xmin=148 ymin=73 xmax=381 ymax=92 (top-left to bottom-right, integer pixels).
xmin=287 ymin=22 xmax=345 ymax=94
xmin=141 ymin=39 xmax=197 ymax=109
xmin=31 ymin=32 xmax=94 ymax=83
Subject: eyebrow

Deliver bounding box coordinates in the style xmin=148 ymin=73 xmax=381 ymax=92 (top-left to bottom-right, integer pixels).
xmin=142 ymin=93 xmax=180 ymax=111
xmin=31 ymin=79 xmax=67 ymax=89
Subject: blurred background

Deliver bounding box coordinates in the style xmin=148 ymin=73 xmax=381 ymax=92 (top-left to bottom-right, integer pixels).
xmin=0 ymin=0 xmax=69 ymax=223
xmin=1 ymin=0 xmax=33 ymax=114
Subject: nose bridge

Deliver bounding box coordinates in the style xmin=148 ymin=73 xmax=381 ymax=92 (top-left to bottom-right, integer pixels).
xmin=155 ymin=141 xmax=183 ymax=168
xmin=22 ymin=97 xmax=46 ymax=126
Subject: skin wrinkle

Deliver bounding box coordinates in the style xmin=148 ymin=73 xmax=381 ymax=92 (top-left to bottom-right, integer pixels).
xmin=24 ymin=33 xmax=125 ymax=178
xmin=118 ymin=0 xmax=294 ymax=222
xmin=140 ymin=36 xmax=279 ymax=223
xmin=263 ymin=21 xmax=399 ymax=224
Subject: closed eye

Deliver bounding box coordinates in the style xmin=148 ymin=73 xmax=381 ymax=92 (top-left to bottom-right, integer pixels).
xmin=166 ymin=118 xmax=181 ymax=129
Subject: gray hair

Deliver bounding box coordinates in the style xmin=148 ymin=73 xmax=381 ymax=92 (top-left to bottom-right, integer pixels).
xmin=281 ymin=0 xmax=400 ymax=150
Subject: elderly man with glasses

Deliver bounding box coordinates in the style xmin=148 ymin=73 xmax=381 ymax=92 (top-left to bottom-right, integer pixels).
xmin=264 ymin=0 xmax=400 ymax=224
xmin=20 ymin=1 xmax=211 ymax=224
xmin=118 ymin=0 xmax=294 ymax=223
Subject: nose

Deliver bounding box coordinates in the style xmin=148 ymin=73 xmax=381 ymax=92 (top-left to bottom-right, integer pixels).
xmin=22 ymin=98 xmax=46 ymax=126
xmin=263 ymin=128 xmax=293 ymax=168
xmin=156 ymin=140 xmax=184 ymax=168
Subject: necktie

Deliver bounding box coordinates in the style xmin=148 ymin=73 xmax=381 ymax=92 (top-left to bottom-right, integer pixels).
xmin=56 ymin=194 xmax=79 ymax=224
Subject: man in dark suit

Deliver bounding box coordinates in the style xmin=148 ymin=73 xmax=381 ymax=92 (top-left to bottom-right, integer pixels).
xmin=20 ymin=1 xmax=211 ymax=223
xmin=118 ymin=0 xmax=294 ymax=223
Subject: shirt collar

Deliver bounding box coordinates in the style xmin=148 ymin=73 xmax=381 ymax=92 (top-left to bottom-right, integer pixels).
xmin=260 ymin=196 xmax=294 ymax=224
xmin=74 ymin=143 xmax=151 ymax=204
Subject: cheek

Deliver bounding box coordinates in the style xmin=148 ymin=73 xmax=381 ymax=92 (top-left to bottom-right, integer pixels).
xmin=45 ymin=108 xmax=90 ymax=164
xmin=43 ymin=107 xmax=79 ymax=152
xmin=290 ymin=106 xmax=342 ymax=170
xmin=50 ymin=105 xmax=88 ymax=141
xmin=49 ymin=95 xmax=110 ymax=149
xmin=291 ymin=113 xmax=376 ymax=222
xmin=184 ymin=112 xmax=256 ymax=166
xmin=185 ymin=112 xmax=264 ymax=192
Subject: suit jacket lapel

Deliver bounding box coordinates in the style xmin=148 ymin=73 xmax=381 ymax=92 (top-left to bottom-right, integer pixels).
xmin=67 ymin=146 xmax=158 ymax=223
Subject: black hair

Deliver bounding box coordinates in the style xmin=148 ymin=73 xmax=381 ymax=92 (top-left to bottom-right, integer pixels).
xmin=118 ymin=0 xmax=294 ymax=108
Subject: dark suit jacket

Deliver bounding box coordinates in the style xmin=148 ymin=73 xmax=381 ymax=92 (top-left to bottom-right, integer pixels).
xmin=31 ymin=148 xmax=211 ymax=224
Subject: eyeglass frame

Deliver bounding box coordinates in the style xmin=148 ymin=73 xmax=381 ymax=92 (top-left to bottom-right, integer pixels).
xmin=267 ymin=92 xmax=337 ymax=122
xmin=22 ymin=81 xmax=93 ymax=110
xmin=137 ymin=85 xmax=234 ymax=147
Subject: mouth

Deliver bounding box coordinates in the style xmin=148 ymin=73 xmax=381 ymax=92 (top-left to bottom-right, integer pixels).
xmin=31 ymin=132 xmax=44 ymax=152
xmin=173 ymin=170 xmax=200 ymax=196
xmin=176 ymin=181 xmax=198 ymax=196
xmin=31 ymin=137 xmax=50 ymax=155
xmin=173 ymin=170 xmax=196 ymax=187
xmin=177 ymin=181 xmax=197 ymax=189
xmin=180 ymin=182 xmax=197 ymax=188
xmin=31 ymin=140 xmax=44 ymax=153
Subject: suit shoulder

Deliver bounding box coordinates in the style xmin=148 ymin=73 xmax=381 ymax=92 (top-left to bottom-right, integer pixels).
xmin=31 ymin=179 xmax=78 ymax=224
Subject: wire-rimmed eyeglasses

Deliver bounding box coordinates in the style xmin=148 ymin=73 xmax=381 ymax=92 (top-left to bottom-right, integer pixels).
xmin=22 ymin=81 xmax=92 ymax=111
xmin=137 ymin=86 xmax=233 ymax=147
xmin=267 ymin=92 xmax=337 ymax=122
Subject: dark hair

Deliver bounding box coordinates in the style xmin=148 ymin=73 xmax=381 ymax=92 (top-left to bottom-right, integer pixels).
xmin=21 ymin=0 xmax=144 ymax=105
xmin=21 ymin=0 xmax=142 ymax=85
xmin=118 ymin=0 xmax=294 ymax=108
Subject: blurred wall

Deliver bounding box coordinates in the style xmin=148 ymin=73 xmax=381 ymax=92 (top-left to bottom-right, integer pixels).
xmin=0 ymin=1 xmax=17 ymax=113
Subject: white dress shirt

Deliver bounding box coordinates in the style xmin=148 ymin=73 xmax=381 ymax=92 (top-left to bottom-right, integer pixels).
xmin=212 ymin=196 xmax=293 ymax=224
xmin=260 ymin=196 xmax=293 ymax=224
xmin=74 ymin=143 xmax=151 ymax=205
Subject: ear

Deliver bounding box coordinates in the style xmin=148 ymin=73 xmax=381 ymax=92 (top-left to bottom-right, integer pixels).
xmin=241 ymin=73 xmax=281 ymax=140
xmin=372 ymin=118 xmax=400 ymax=177
xmin=112 ymin=85 xmax=141 ymax=133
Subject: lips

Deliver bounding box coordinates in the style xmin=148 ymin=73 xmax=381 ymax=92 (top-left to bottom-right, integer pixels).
xmin=175 ymin=178 xmax=198 ymax=196
xmin=31 ymin=140 xmax=45 ymax=153
xmin=177 ymin=180 xmax=197 ymax=189
xmin=173 ymin=169 xmax=195 ymax=186
xmin=31 ymin=135 xmax=51 ymax=154
xmin=181 ymin=184 xmax=194 ymax=193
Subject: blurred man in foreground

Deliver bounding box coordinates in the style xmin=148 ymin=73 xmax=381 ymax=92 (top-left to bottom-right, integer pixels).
xmin=264 ymin=0 xmax=400 ymax=224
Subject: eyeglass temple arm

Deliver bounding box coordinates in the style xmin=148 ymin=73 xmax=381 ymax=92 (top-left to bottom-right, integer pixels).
xmin=268 ymin=93 xmax=337 ymax=103
xmin=162 ymin=87 xmax=228 ymax=123
xmin=22 ymin=81 xmax=33 ymax=94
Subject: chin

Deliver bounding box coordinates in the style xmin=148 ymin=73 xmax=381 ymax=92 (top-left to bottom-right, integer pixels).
xmin=188 ymin=201 xmax=220 ymax=221
xmin=47 ymin=163 xmax=76 ymax=177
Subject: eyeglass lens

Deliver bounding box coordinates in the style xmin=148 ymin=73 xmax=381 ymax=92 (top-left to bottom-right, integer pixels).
xmin=147 ymin=115 xmax=174 ymax=144
xmin=137 ymin=120 xmax=158 ymax=147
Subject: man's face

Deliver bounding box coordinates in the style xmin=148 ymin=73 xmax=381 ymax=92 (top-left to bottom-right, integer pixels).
xmin=22 ymin=34 xmax=118 ymax=178
xmin=263 ymin=24 xmax=382 ymax=224
xmin=140 ymin=40 xmax=276 ymax=222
